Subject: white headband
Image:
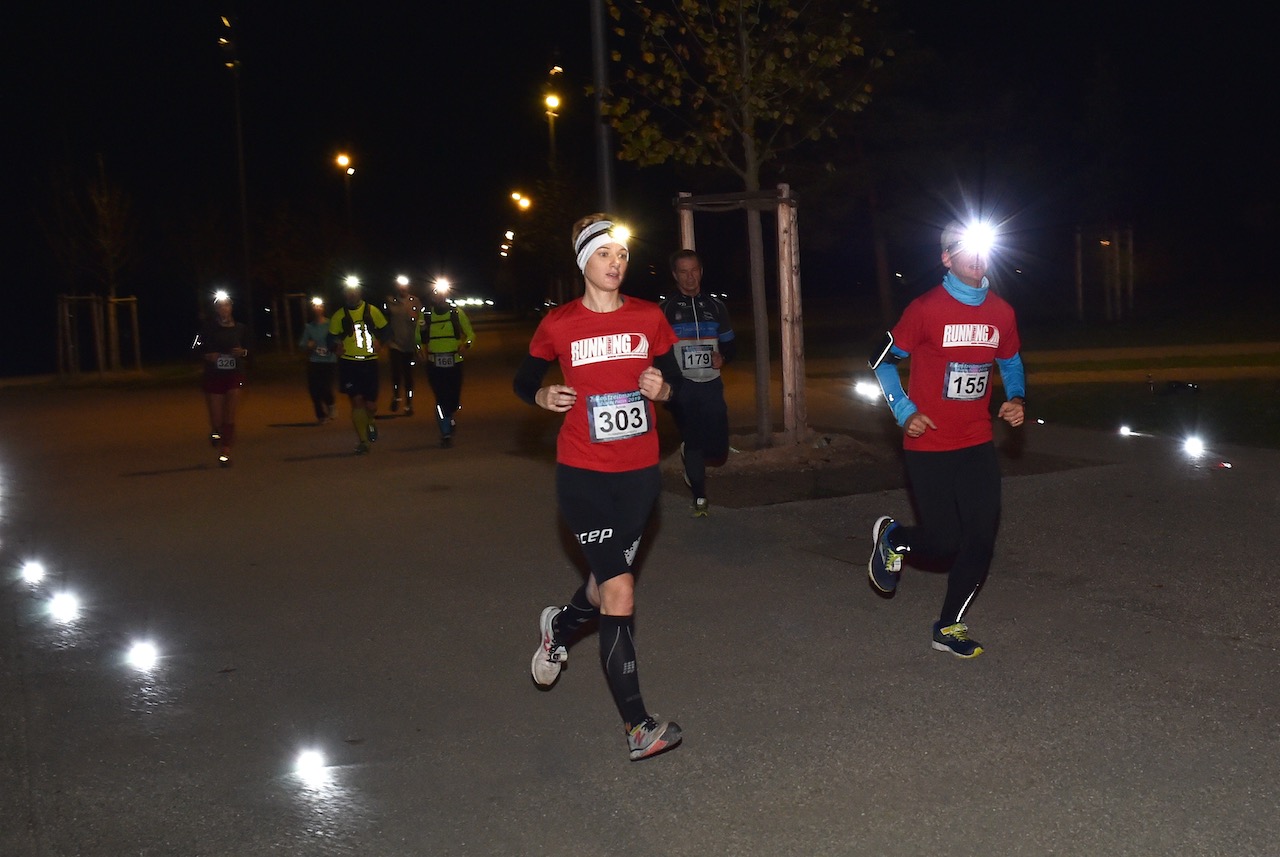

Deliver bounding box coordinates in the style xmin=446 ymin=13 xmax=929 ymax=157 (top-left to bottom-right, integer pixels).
xmin=574 ymin=220 xmax=627 ymax=272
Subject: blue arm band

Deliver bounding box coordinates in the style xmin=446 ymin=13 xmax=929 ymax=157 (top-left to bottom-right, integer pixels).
xmin=872 ymin=360 xmax=917 ymax=427
xmin=995 ymin=353 xmax=1026 ymax=400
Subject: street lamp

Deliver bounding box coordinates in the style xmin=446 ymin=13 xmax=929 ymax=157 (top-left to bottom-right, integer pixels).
xmin=544 ymin=93 xmax=560 ymax=171
xmin=510 ymin=191 xmax=532 ymax=211
xmin=335 ymin=152 xmax=355 ymax=230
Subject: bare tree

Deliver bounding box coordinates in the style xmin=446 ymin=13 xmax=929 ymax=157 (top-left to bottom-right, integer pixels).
xmin=605 ymin=0 xmax=888 ymax=444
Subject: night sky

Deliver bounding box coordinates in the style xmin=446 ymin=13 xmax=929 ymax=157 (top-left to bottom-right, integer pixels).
xmin=7 ymin=1 xmax=1275 ymax=375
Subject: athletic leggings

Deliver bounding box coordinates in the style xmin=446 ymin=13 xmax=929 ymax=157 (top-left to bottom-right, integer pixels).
xmin=898 ymin=442 xmax=1001 ymax=625
xmin=388 ymin=349 xmax=415 ymax=400
xmin=555 ymin=463 xmax=661 ymax=727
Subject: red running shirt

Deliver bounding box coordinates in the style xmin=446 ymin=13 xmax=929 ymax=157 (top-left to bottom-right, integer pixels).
xmin=891 ymin=285 xmax=1021 ymax=452
xmin=528 ymin=297 xmax=679 ymax=472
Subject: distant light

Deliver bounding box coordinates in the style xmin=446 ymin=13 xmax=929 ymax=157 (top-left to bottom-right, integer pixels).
xmin=127 ymin=641 xmax=159 ymax=671
xmin=395 ymin=275 xmax=409 ymax=286
xmin=853 ymin=380 xmax=881 ymax=402
xmin=1183 ymin=436 xmax=1205 ymax=458
xmin=544 ymin=93 xmax=560 ymax=111
xmin=22 ymin=561 xmax=46 ymax=584
xmin=310 ymin=296 xmax=324 ymax=307
xmin=517 ymin=197 xmax=531 ymax=210
xmin=1036 ymin=418 xmax=1045 ymax=425
xmin=1119 ymin=425 xmax=1132 ymax=437
xmin=504 ymin=230 xmax=514 ymax=240
xmin=295 ymin=750 xmax=329 ymax=785
xmin=335 ymin=154 xmax=350 ymax=169
xmin=49 ymin=592 xmax=80 ymax=624
xmin=1218 ymin=461 xmax=1233 ymax=469
xmin=485 ymin=300 xmax=494 ymax=306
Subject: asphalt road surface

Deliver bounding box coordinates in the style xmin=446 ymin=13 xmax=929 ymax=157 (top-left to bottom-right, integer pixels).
xmin=3 ymin=321 xmax=1277 ymax=856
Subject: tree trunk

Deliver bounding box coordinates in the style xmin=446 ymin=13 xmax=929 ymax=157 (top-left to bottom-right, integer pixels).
xmin=743 ymin=166 xmax=771 ymax=449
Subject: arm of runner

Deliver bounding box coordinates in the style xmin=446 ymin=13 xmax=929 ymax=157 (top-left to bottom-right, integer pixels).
xmin=872 ymin=359 xmax=918 ymax=427
xmin=652 ymin=348 xmax=683 ymax=400
xmin=515 ymin=354 xmax=575 ymax=411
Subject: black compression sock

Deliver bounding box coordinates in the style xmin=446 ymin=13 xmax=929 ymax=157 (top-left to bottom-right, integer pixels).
xmin=554 ymin=583 xmax=597 ymax=646
xmin=599 ymin=614 xmax=647 ymax=727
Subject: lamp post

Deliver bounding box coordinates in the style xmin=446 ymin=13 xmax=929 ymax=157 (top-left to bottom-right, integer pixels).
xmin=218 ymin=15 xmax=254 ymax=335
xmin=588 ymin=0 xmax=615 ymax=212
xmin=544 ymin=93 xmax=560 ymax=172
xmin=335 ymin=153 xmax=355 ymax=231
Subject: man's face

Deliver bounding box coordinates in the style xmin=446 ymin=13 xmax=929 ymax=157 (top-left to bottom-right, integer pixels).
xmin=942 ymin=247 xmax=988 ymax=288
xmin=344 ymin=288 xmax=361 ymax=308
xmin=672 ymin=258 xmax=702 ymax=296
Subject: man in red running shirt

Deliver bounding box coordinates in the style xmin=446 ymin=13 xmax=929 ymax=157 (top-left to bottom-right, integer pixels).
xmin=866 ymin=219 xmax=1027 ymax=658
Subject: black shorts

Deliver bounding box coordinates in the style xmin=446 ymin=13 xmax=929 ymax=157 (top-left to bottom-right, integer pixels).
xmin=338 ymin=359 xmax=379 ymax=402
xmin=556 ymin=464 xmax=661 ymax=584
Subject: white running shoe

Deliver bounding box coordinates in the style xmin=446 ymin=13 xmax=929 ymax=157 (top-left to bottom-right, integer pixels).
xmin=530 ymin=606 xmax=567 ymax=687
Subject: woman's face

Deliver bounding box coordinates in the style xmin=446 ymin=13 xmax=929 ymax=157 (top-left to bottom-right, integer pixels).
xmin=582 ymin=242 xmax=629 ymax=293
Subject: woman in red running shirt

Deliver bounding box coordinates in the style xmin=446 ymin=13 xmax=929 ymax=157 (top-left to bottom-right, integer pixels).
xmin=514 ymin=213 xmax=686 ymax=761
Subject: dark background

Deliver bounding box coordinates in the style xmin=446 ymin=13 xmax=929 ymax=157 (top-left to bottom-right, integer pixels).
xmin=5 ymin=1 xmax=1275 ymax=376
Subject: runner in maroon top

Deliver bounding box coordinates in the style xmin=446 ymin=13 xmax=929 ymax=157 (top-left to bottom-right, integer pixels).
xmin=514 ymin=213 xmax=685 ymax=761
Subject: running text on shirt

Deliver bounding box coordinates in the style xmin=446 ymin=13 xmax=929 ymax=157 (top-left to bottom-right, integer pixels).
xmin=570 ymin=333 xmax=651 ymax=367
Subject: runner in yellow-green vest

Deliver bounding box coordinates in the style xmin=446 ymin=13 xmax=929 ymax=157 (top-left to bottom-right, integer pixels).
xmin=420 ymin=281 xmax=475 ymax=447
xmin=328 ymin=280 xmax=390 ymax=454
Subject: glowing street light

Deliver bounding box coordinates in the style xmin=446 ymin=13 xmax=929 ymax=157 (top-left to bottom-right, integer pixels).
xmin=335 ymin=153 xmax=355 ymax=230
xmin=544 ymin=93 xmax=561 ymax=170
xmin=511 ymin=191 xmax=532 ymax=211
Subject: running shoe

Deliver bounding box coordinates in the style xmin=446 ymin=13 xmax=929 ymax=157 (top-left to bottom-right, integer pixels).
xmin=367 ymin=422 xmax=378 ymax=443
xmin=354 ymin=441 xmax=370 ymax=455
xmin=530 ymin=606 xmax=567 ymax=687
xmin=209 ymin=432 xmax=222 ymax=448
xmin=325 ymin=403 xmax=336 ymax=421
xmin=932 ymin=621 xmax=984 ymax=658
xmin=692 ymin=498 xmax=709 ymax=518
xmin=217 ymin=449 xmax=231 ymax=467
xmin=627 ymin=716 xmax=682 ymax=761
xmin=440 ymin=434 xmax=453 ymax=448
xmin=868 ymin=515 xmax=904 ymax=593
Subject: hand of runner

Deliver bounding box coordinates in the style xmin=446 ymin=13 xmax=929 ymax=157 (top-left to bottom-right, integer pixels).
xmin=638 ymin=367 xmax=668 ymax=402
xmin=998 ymin=399 xmax=1025 ymax=427
xmin=538 ymin=384 xmax=577 ymax=412
xmin=904 ymin=412 xmax=937 ymax=438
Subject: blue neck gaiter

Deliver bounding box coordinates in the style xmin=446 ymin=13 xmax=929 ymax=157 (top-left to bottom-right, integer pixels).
xmin=943 ymin=271 xmax=990 ymax=306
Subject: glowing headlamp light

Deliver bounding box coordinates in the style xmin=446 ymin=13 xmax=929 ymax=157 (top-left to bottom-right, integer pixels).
xmin=609 ymin=225 xmax=631 ymax=244
xmin=433 ymin=278 xmax=451 ymax=295
xmin=953 ymin=221 xmax=997 ymax=256
xmin=213 ymin=290 xmax=230 ymax=303
xmin=310 ymin=296 xmax=324 ymax=307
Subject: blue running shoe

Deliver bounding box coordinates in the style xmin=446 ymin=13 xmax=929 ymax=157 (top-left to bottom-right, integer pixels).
xmin=868 ymin=515 xmax=904 ymax=593
xmin=932 ymin=621 xmax=984 ymax=658
xmin=367 ymin=422 xmax=378 ymax=443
